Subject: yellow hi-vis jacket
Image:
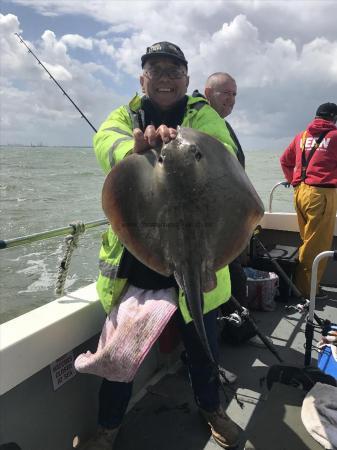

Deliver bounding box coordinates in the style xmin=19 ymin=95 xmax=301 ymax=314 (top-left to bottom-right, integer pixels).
xmin=94 ymin=94 xmax=237 ymax=322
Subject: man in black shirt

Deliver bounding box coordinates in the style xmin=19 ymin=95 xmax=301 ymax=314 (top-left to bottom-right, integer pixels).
xmin=204 ymin=72 xmax=244 ymax=168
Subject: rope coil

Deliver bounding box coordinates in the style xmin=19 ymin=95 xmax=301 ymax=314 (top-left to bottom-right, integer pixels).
xmin=55 ymin=222 xmax=86 ymax=296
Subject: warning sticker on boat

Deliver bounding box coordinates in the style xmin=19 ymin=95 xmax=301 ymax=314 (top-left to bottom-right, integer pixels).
xmin=50 ymin=351 xmax=76 ymax=390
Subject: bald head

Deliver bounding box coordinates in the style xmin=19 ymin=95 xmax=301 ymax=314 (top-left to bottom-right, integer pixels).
xmin=205 ymin=72 xmax=237 ymax=118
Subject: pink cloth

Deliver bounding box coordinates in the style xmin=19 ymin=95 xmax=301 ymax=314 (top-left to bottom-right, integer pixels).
xmin=74 ymin=285 xmax=178 ymax=382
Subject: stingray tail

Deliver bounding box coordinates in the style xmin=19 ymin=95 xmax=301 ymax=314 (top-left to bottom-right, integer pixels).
xmin=176 ymin=266 xmax=245 ymax=409
xmin=176 ymin=265 xmax=216 ymax=367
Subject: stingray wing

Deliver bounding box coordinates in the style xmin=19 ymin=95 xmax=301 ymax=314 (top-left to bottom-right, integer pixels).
xmin=102 ymin=128 xmax=264 ymax=289
xmin=102 ymin=149 xmax=173 ymax=276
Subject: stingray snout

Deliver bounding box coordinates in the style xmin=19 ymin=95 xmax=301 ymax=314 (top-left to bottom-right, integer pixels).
xmin=158 ymin=139 xmax=203 ymax=169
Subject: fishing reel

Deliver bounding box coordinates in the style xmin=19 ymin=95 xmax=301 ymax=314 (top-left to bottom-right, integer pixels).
xmin=218 ymin=311 xmax=243 ymax=327
xmin=218 ymin=303 xmax=251 ymax=326
xmin=219 ymin=306 xmax=257 ymax=345
xmin=285 ymin=298 xmax=310 ymax=314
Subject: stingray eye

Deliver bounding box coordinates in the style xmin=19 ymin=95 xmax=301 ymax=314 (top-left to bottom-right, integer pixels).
xmin=189 ymin=144 xmax=197 ymax=153
xmin=195 ymin=151 xmax=202 ymax=161
xmin=158 ymin=155 xmax=165 ymax=164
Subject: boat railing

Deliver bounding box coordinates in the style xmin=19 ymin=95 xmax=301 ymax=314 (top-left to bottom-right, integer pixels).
xmin=0 ymin=218 xmax=109 ymax=296
xmin=0 ymin=218 xmax=108 ymax=250
xmin=268 ymin=180 xmax=291 ymax=213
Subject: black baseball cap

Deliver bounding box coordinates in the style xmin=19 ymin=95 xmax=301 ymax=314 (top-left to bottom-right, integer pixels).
xmin=315 ymin=102 xmax=337 ymax=119
xmin=141 ymin=41 xmax=188 ymax=68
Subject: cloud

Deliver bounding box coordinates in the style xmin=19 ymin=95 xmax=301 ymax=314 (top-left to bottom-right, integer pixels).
xmin=0 ymin=12 xmax=130 ymax=146
xmin=94 ymin=38 xmax=115 ymax=58
xmin=0 ymin=13 xmax=23 ymax=75
xmin=60 ymin=34 xmax=93 ymax=50
xmin=96 ymin=23 xmax=137 ymax=37
xmin=42 ymin=61 xmax=72 ymax=81
xmin=0 ymin=10 xmax=21 ymax=32
xmin=2 ymin=1 xmax=337 ymax=149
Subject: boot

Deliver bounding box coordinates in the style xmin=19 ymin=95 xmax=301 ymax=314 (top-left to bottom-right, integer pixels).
xmin=315 ymin=287 xmax=328 ymax=300
xmin=200 ymin=405 xmax=240 ymax=448
xmin=80 ymin=426 xmax=120 ymax=450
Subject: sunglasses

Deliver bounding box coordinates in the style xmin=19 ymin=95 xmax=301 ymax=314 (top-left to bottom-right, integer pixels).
xmin=144 ymin=67 xmax=187 ymax=80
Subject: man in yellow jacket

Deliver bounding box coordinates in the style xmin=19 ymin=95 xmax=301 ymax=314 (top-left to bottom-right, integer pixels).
xmin=85 ymin=41 xmax=240 ymax=450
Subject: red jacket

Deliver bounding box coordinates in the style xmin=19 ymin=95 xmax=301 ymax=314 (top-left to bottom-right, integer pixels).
xmin=280 ymin=118 xmax=337 ymax=187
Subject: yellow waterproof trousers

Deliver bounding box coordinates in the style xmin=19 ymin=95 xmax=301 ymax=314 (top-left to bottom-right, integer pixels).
xmin=294 ymin=183 xmax=337 ymax=298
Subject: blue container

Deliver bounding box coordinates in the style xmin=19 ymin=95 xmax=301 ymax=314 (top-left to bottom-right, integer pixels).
xmin=317 ymin=325 xmax=337 ymax=380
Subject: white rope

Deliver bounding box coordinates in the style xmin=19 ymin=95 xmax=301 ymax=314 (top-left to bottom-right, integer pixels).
xmin=55 ymin=221 xmax=86 ymax=296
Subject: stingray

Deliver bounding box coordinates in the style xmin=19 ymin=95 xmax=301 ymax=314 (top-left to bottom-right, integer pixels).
xmin=102 ymin=127 xmax=264 ymax=369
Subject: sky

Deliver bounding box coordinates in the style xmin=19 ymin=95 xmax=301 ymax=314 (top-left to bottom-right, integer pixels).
xmin=1 ymin=0 xmax=336 ymax=149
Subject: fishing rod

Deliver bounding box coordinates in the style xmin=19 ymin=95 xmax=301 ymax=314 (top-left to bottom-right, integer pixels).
xmin=14 ymin=32 xmax=97 ymax=133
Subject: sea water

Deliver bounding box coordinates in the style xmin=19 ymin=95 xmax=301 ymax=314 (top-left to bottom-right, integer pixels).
xmin=0 ymin=145 xmax=292 ymax=324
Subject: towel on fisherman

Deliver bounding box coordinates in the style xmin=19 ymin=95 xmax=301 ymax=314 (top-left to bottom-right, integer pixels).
xmin=301 ymin=382 xmax=337 ymax=450
xmin=74 ymin=285 xmax=178 ymax=382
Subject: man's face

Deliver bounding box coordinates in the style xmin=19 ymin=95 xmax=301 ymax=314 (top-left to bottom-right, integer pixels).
xmin=140 ymin=57 xmax=189 ymax=110
xmin=205 ymin=78 xmax=237 ymax=118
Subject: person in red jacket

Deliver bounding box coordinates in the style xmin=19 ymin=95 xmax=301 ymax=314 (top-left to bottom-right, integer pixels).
xmin=280 ymin=102 xmax=337 ymax=299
